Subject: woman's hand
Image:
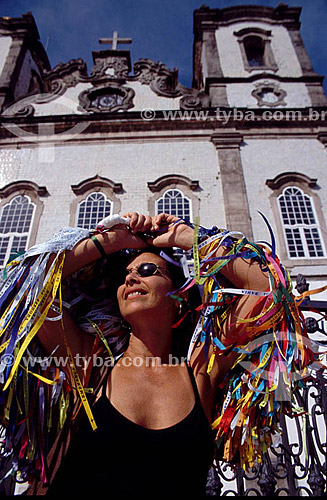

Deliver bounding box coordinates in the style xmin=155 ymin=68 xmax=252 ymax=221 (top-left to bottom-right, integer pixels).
xmin=122 ymin=212 xmax=153 ymax=235
xmin=102 ymin=211 xmax=194 ymax=251
xmin=114 ymin=211 xmax=153 ymax=249
xmin=149 ymin=213 xmax=194 ymax=250
xmin=61 ymin=212 xmax=152 ymax=278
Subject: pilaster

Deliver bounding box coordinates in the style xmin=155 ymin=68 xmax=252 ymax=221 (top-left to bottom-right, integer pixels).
xmin=211 ymin=131 xmax=253 ymax=239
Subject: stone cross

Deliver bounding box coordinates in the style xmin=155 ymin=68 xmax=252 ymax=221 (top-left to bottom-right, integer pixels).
xmin=99 ymin=31 xmax=132 ymax=50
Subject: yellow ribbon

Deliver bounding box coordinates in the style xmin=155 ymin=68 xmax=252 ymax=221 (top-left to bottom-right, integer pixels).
xmin=58 ymin=287 xmax=97 ymax=431
xmin=3 ymin=253 xmax=65 ymax=391
xmin=193 ymin=217 xmax=201 ymax=285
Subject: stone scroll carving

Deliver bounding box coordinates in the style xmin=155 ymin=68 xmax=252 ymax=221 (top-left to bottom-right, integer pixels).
xmin=131 ymin=58 xmax=210 ymax=109
xmin=43 ymin=56 xmax=210 ymax=112
xmin=2 ymin=53 xmax=211 ymax=117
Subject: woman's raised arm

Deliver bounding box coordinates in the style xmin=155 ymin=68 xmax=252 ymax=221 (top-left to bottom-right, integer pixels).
xmin=148 ymin=213 xmax=270 ymax=384
xmin=37 ymin=213 xmax=153 ymax=380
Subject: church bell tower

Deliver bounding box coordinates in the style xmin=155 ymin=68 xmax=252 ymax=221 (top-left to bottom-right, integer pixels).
xmin=193 ymin=3 xmax=327 ymax=109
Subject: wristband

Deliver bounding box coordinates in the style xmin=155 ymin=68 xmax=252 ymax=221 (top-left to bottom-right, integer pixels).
xmin=96 ymin=214 xmax=130 ymax=232
xmin=197 ymin=225 xmax=222 ymax=243
xmin=90 ymin=235 xmax=107 ymax=259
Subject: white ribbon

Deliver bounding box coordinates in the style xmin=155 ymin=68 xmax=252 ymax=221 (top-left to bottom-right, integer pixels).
xmin=97 ymin=214 xmax=131 ymax=229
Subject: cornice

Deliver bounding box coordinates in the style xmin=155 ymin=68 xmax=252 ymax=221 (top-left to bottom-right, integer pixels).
xmin=266 ymin=172 xmax=317 ymax=190
xmin=71 ymin=175 xmax=123 ymax=195
xmin=318 ymin=132 xmax=327 ymax=146
xmin=148 ymin=174 xmax=199 ymax=192
xmin=204 ymin=74 xmax=326 ymax=86
xmin=0 ymin=180 xmax=48 ymax=198
xmin=194 ymin=4 xmax=302 ymax=37
xmin=211 ymin=130 xmax=243 ymax=149
xmin=0 ymin=109 xmax=326 ymax=143
xmin=0 ymin=12 xmax=39 ymax=38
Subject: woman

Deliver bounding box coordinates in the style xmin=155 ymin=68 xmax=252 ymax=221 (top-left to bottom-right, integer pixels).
xmin=0 ymin=212 xmax=311 ymax=495
xmin=36 ymin=211 xmax=268 ymax=495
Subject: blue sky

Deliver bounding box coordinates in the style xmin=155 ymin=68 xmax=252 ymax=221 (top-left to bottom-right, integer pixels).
xmin=1 ymin=0 xmax=326 ymax=93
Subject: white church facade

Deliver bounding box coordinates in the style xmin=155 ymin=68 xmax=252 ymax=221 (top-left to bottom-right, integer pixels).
xmin=0 ymin=3 xmax=327 ymax=496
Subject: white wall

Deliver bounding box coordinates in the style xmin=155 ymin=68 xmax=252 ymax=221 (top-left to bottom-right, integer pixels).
xmin=0 ymin=137 xmax=224 ymax=244
xmin=0 ymin=36 xmax=12 ymax=78
xmin=31 ymin=80 xmax=182 ymax=117
xmin=215 ymin=22 xmax=303 ymax=79
xmin=226 ymin=80 xmax=311 ymax=109
xmin=240 ymin=135 xmax=327 ymax=280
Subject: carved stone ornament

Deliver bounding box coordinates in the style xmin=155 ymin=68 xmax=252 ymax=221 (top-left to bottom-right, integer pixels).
xmin=131 ymin=58 xmax=210 ymax=108
xmin=180 ymin=92 xmax=210 ymax=110
xmin=89 ymin=52 xmax=130 ymax=81
xmin=42 ymin=54 xmax=131 ymax=97
xmin=132 ymin=59 xmax=180 ymax=96
xmin=252 ymin=81 xmax=287 ymax=107
xmin=2 ymin=79 xmax=67 ymax=117
xmin=3 ymin=52 xmax=210 ymax=117
xmin=78 ymin=85 xmax=135 ymax=113
xmin=44 ymin=59 xmax=88 ymax=89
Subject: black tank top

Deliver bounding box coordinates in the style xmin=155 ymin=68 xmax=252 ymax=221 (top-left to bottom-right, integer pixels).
xmin=47 ymin=365 xmax=215 ymax=496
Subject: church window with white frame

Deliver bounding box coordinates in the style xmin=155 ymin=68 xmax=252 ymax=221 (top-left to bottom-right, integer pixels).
xmin=0 ymin=195 xmax=35 ymax=267
xmin=155 ymin=189 xmax=192 ymax=221
xmin=278 ymin=187 xmax=325 ymax=258
xmin=76 ymin=192 xmax=112 ymax=230
xmin=234 ymin=28 xmax=278 ymax=73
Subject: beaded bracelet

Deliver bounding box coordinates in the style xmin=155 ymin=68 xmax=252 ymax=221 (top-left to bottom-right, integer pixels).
xmin=90 ymin=235 xmax=107 ymax=259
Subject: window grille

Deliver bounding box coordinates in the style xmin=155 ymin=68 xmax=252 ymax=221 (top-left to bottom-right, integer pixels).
xmin=0 ymin=195 xmax=35 ymax=266
xmin=76 ymin=192 xmax=112 ymax=230
xmin=278 ymin=187 xmax=325 ymax=258
xmin=156 ymin=189 xmax=191 ymax=222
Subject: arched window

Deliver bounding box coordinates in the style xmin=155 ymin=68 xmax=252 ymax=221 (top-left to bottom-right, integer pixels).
xmin=76 ymin=192 xmax=112 ymax=230
xmin=278 ymin=187 xmax=325 ymax=258
xmin=155 ymin=189 xmax=191 ymax=221
xmin=244 ymin=36 xmax=265 ymax=67
xmin=234 ymin=28 xmax=278 ymax=72
xmin=0 ymin=195 xmax=35 ymax=266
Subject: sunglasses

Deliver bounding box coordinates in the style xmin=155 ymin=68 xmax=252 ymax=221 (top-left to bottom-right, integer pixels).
xmin=121 ymin=262 xmax=170 ymax=282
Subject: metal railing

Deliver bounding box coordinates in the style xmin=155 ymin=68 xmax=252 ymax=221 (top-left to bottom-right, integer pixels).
xmin=206 ymin=275 xmax=327 ymax=496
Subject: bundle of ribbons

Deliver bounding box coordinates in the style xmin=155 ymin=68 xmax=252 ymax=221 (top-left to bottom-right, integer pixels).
xmin=185 ymin=219 xmax=327 ymax=470
xmin=0 ymin=218 xmax=326 ymax=486
xmin=0 ymin=227 xmax=128 ymax=485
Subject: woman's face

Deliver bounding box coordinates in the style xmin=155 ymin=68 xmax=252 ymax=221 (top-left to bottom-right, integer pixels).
xmin=117 ymin=252 xmax=177 ymax=323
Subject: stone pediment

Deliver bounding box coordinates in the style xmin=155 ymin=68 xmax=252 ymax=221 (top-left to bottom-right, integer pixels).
xmin=3 ymin=51 xmax=210 ymax=117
